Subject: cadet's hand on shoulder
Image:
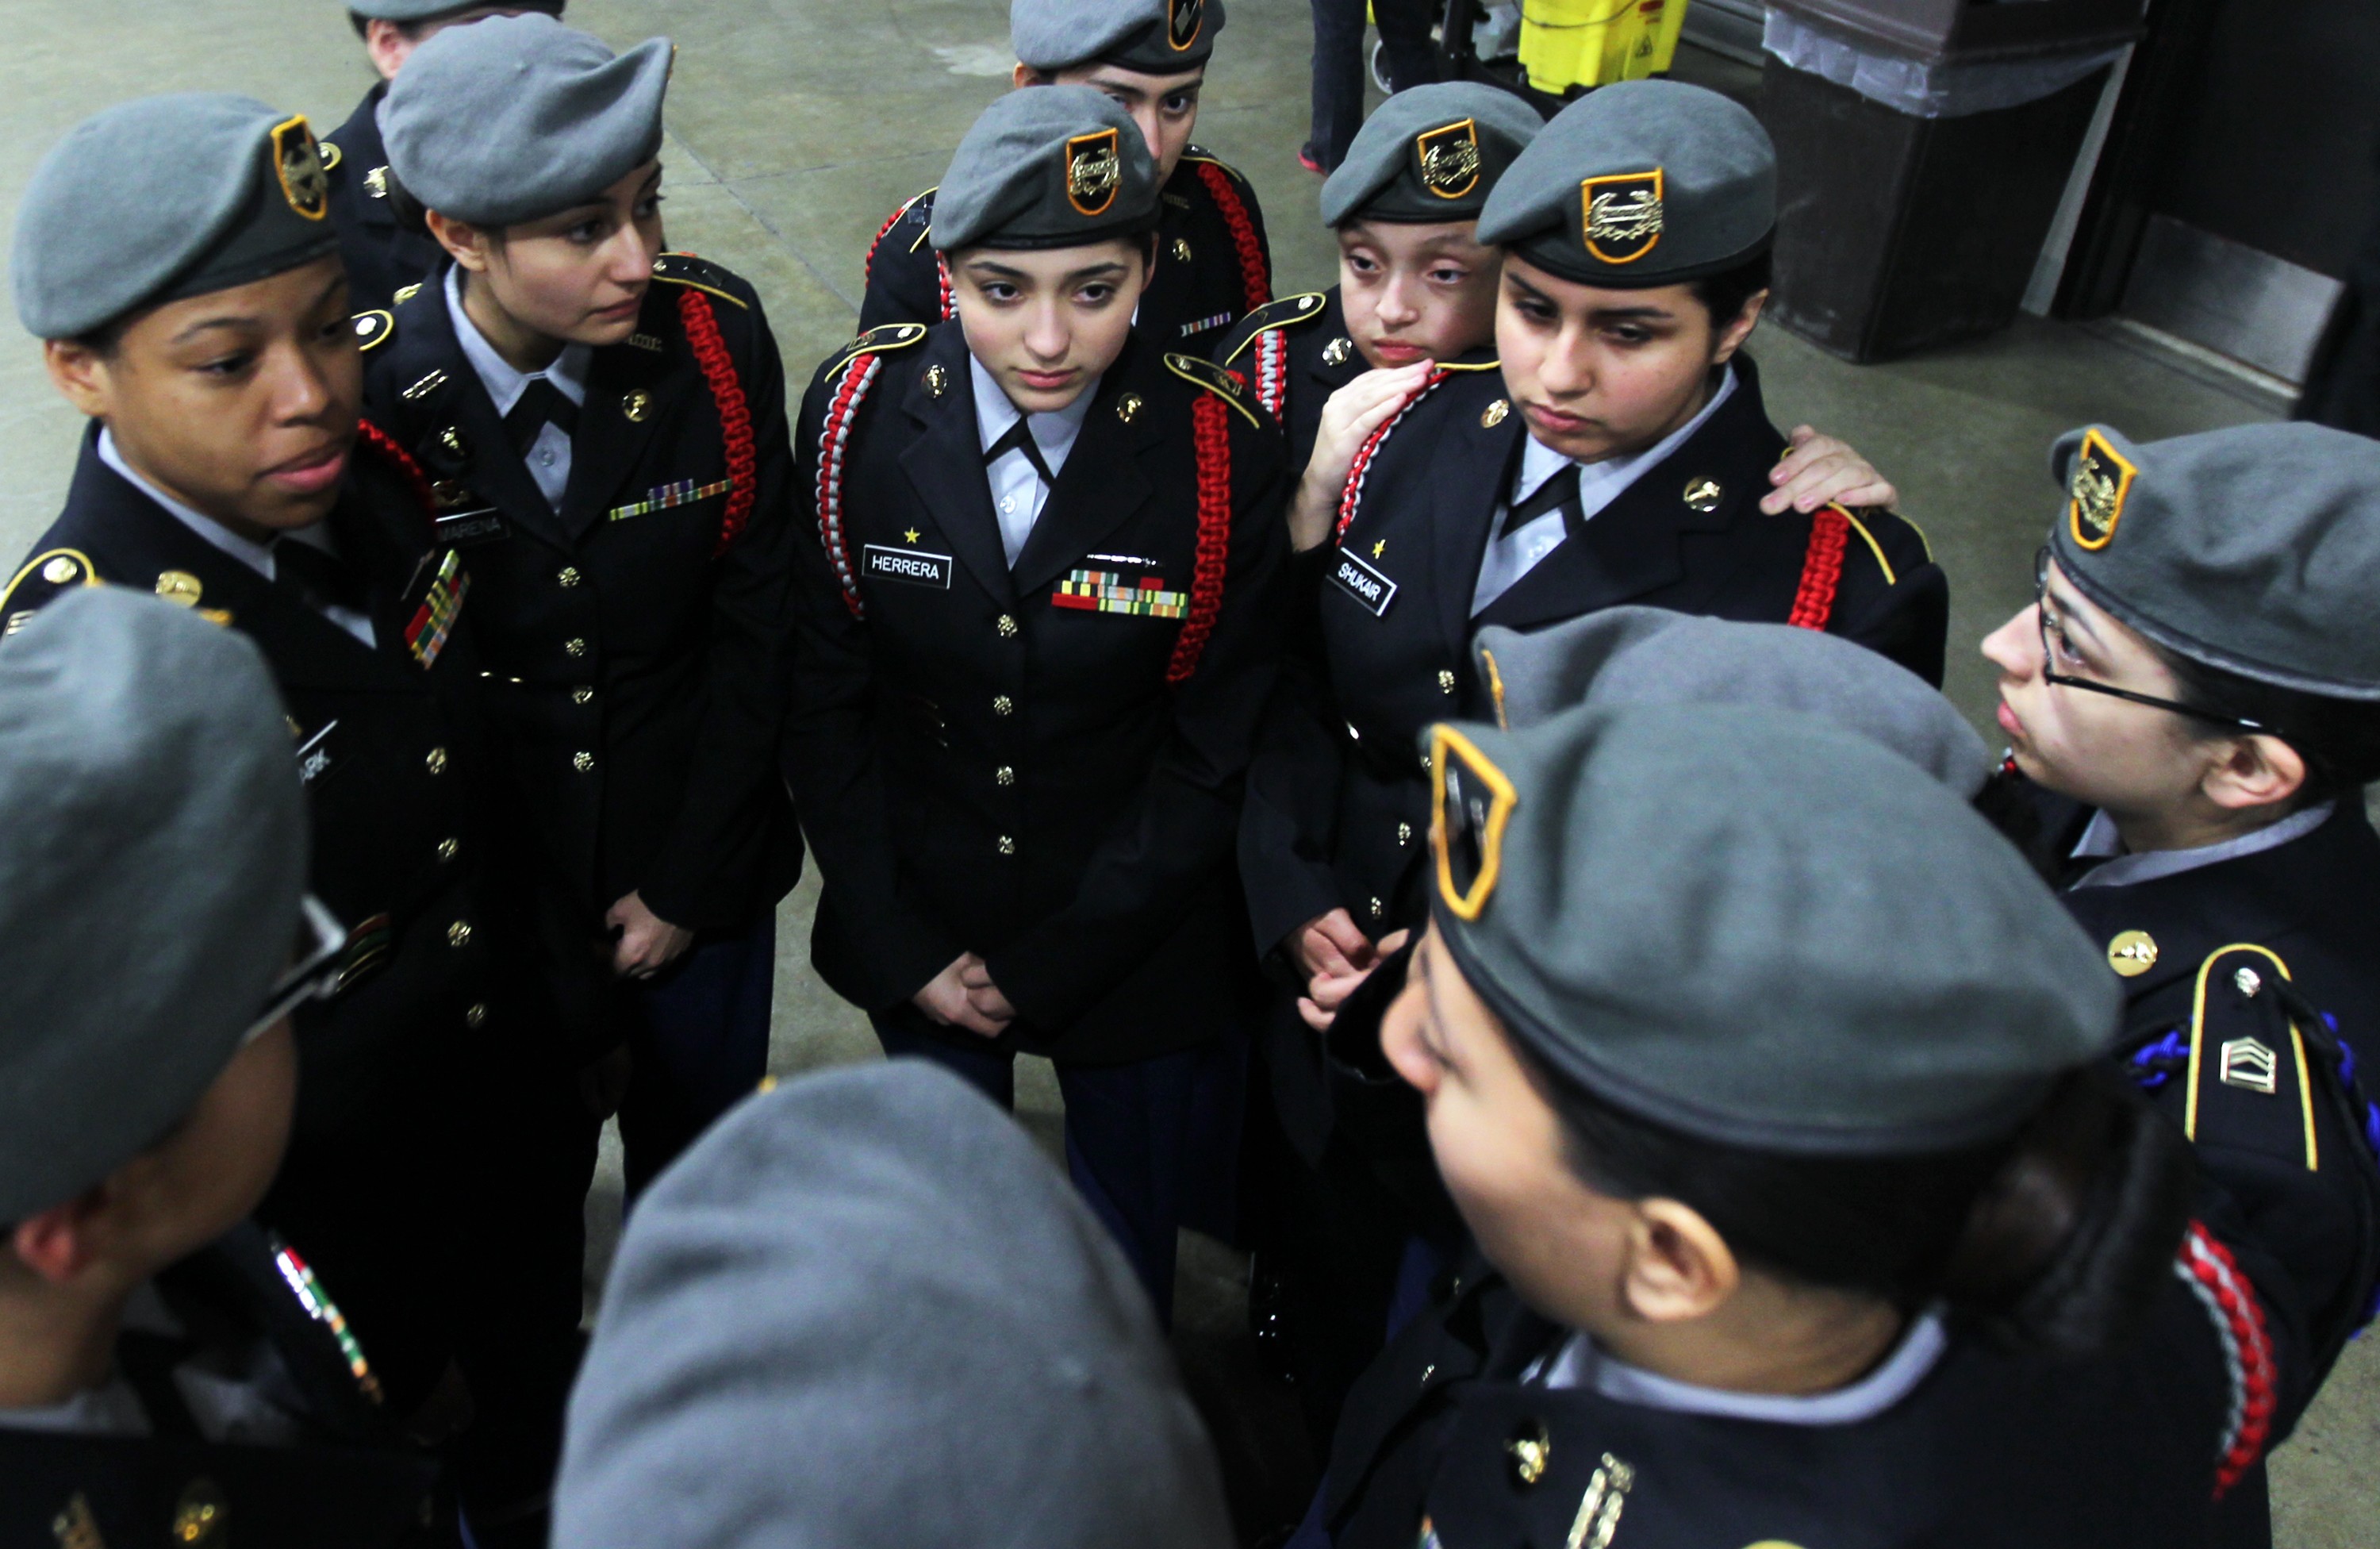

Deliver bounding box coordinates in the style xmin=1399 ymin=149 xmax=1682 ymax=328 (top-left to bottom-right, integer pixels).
xmin=916 ymin=952 xmax=1012 ymax=1039
xmin=1290 ymin=363 xmax=1440 ymax=552
xmin=1761 ymin=425 xmax=1899 ymax=516
xmin=608 ymin=890 xmax=695 ymax=978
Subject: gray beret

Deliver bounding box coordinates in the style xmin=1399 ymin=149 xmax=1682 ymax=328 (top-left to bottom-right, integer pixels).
xmin=347 ymin=0 xmax=562 ymax=21
xmin=1473 ymin=607 xmax=1992 ymax=796
xmin=384 ymin=13 xmax=670 ymax=227
xmin=1321 ymin=82 xmax=1544 ymax=227
xmin=1476 ymin=79 xmax=1774 ymax=287
xmin=2047 ymin=421 xmax=2380 ymax=701
xmin=13 ymin=94 xmax=341 ymax=340
xmin=1426 ymin=703 xmax=2117 ymax=1155
xmin=932 ymin=86 xmax=1161 ymax=253
xmin=1014 ymin=0 xmax=1225 ymax=74
xmin=555 ymin=1062 xmax=1232 ymax=1549
xmin=0 ymin=588 xmax=306 ymax=1221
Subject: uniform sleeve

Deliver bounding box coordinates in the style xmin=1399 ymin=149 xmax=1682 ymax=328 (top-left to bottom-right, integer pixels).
xmin=635 ymin=290 xmax=802 ymax=930
xmin=984 ymin=408 xmax=1292 ymax=1030
xmin=1238 ymin=548 xmax=1352 ymax=960
xmin=857 ymin=198 xmax=943 ymax=333
xmin=779 ymin=361 xmax=969 ymax=1010
xmin=1827 ymin=506 xmax=1949 ymax=688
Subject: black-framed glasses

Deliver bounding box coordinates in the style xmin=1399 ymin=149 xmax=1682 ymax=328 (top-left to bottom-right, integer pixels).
xmin=1430 ymin=725 xmax=1517 ymax=921
xmin=244 ymin=896 xmax=347 ymax=1045
xmin=2033 ymin=548 xmax=2267 ymax=734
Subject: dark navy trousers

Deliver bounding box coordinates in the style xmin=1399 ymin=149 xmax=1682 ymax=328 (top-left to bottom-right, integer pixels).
xmin=619 ymin=913 xmax=777 ymax=1197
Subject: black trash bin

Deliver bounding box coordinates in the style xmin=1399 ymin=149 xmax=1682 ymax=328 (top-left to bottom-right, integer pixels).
xmin=1759 ymin=0 xmax=2147 ymax=363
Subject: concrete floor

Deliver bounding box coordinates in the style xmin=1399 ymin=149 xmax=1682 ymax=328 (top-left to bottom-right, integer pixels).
xmin=2 ymin=2 xmax=2372 ymax=1542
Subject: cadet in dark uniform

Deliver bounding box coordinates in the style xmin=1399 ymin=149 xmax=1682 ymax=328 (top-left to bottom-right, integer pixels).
xmin=859 ymin=0 xmax=1273 ymax=352
xmin=1982 ymin=422 xmax=2380 ymax=1543
xmin=2 ymin=94 xmax=561 ymax=1514
xmin=785 ymin=87 xmax=1288 ymax=1320
xmin=369 ymin=14 xmax=803 ymax=1199
xmin=0 ymin=588 xmax=458 ymax=1547
xmin=1307 ymin=701 xmax=2301 ymax=1549
xmin=325 ymin=3 xmax=565 ymax=314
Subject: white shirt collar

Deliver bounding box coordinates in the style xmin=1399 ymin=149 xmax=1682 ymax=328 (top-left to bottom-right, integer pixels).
xmin=98 ymin=428 xmax=277 ymax=577
xmin=443 ymin=263 xmax=591 ymax=417
xmin=1511 ymin=361 xmax=1740 ymax=513
xmin=969 ymin=355 xmax=1095 ymax=480
xmin=1531 ymin=1308 xmax=1948 ymax=1427
xmin=2067 ymin=801 xmax=2336 ymax=890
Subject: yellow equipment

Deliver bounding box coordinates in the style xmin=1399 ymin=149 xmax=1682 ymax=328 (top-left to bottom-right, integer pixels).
xmin=1517 ymin=0 xmax=1690 ymax=94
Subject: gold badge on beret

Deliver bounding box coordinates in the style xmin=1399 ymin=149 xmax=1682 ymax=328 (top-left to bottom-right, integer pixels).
xmin=1416 ymin=118 xmax=1483 ymax=202
xmin=1169 ymin=0 xmax=1206 ymax=52
xmin=2067 ymin=427 xmax=2136 ymax=552
xmin=1581 ymin=169 xmax=1664 ymax=265
xmin=271 ymin=114 xmax=331 ymax=222
xmin=1065 ymin=129 xmax=1123 ymax=219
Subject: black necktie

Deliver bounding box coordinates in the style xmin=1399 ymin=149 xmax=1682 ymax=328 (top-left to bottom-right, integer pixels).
xmin=274 ymin=536 xmax=368 ymax=618
xmin=505 ymin=379 xmax=580 ymax=456
xmin=1499 ymin=463 xmax=1580 ymax=541
xmin=984 ymin=416 xmax=1057 ymax=486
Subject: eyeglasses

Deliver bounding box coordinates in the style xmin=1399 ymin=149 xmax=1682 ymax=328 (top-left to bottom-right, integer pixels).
xmin=2032 ymin=548 xmax=2267 ymax=735
xmin=244 ymin=896 xmax=348 ymax=1046
xmin=1430 ymin=725 xmax=1517 ymax=921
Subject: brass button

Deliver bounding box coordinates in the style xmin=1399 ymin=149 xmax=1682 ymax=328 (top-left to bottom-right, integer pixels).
xmin=465 ymin=1003 xmax=488 ymax=1029
xmin=2234 ymin=967 xmax=2263 ymax=998
xmin=992 ymin=694 xmax=1014 ymax=717
xmin=573 ymin=751 xmax=596 ymax=773
xmin=1438 ymin=669 xmax=1457 ymax=694
xmin=171 ymin=1478 xmax=227 ymax=1544
xmin=1396 ymin=821 xmax=1412 ymax=847
xmin=996 ymin=836 xmax=1016 ymax=855
xmin=424 ymin=746 xmax=448 ymax=775
xmin=446 ymin=920 xmax=472 ymax=948
xmin=1368 ymin=897 xmax=1384 ymax=920
xmin=572 ymin=686 xmax=594 ymax=705
xmin=565 ymin=637 xmax=587 ymax=657
xmin=436 ymin=836 xmax=459 ymax=863
xmin=996 ymin=766 xmax=1015 ymax=786
xmin=996 ymin=613 xmax=1019 ymax=638
xmin=558 ymin=566 xmax=582 ymax=588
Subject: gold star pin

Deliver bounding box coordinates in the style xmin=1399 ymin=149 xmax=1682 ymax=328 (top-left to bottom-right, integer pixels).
xmin=904 ymin=529 xmax=921 ymax=544
xmin=1371 ymin=540 xmax=1386 ymax=559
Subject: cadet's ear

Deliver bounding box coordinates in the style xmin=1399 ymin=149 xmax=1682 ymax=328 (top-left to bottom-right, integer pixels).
xmin=1709 ymin=290 xmax=1768 ymax=367
xmin=43 ymin=337 xmax=115 ymax=421
xmin=2200 ymin=732 xmax=2309 ymax=815
xmin=10 ymin=1189 xmax=109 ymax=1286
xmin=424 ymin=209 xmax=496 ymax=274
xmin=1013 ymin=63 xmax=1048 ymax=89
xmin=1618 ymin=1197 xmax=1740 ymax=1323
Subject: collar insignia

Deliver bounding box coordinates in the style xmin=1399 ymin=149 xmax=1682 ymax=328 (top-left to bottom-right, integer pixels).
xmin=1581 ymin=169 xmax=1664 ymax=264
xmin=1416 ymin=119 xmax=1482 ymax=201
xmin=1065 ymin=129 xmax=1123 ymax=218
xmin=2066 ymin=428 xmax=2135 ymax=552
xmin=271 ymin=115 xmax=330 ymax=221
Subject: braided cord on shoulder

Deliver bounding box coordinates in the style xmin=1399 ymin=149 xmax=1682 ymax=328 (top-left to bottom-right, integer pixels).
xmin=355 ymin=418 xmax=436 ymax=520
xmin=1193 ymin=162 xmax=1270 ymax=315
xmin=1786 ymin=505 xmax=1850 ymax=631
xmin=814 ymin=353 xmax=884 ymax=618
xmin=1165 ymin=395 xmax=1234 ymax=686
xmin=2176 ymin=1221 xmax=2278 ymax=1499
xmin=1334 ymin=370 xmax=1448 ymax=544
xmin=680 ymin=289 xmax=760 ymax=556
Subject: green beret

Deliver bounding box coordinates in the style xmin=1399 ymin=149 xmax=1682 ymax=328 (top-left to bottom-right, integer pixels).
xmin=13 ymin=94 xmax=340 ymax=340
xmin=1320 ymin=82 xmax=1543 ymax=227
xmin=2047 ymin=421 xmax=2380 ymax=701
xmin=1472 ymin=607 xmax=1991 ymax=796
xmin=384 ymin=13 xmax=670 ymax=227
xmin=347 ymin=0 xmax=562 ymax=21
xmin=1475 ymin=79 xmax=1774 ymax=288
xmin=1426 ymin=703 xmax=2117 ymax=1155
xmin=0 ymin=589 xmax=307 ymax=1221
xmin=931 ymin=86 xmax=1161 ymax=253
xmin=1013 ymin=0 xmax=1225 ymax=75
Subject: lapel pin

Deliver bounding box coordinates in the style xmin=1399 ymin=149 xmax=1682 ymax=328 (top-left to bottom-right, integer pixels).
xmin=1173 ymin=237 xmax=1194 ymax=263
xmin=437 ymin=426 xmax=469 ymax=459
xmin=924 ymin=363 xmax=949 ymax=398
xmin=2106 ymin=930 xmax=2158 ymax=977
xmin=621 ymin=389 xmax=653 ymax=423
xmin=1322 ymin=337 xmax=1353 ymax=367
xmin=1480 ymin=398 xmax=1509 ymax=429
xmin=153 ymin=571 xmax=203 ymax=608
xmin=1683 ymin=476 xmax=1722 ymax=513
xmin=1117 ymin=392 xmax=1144 ymax=424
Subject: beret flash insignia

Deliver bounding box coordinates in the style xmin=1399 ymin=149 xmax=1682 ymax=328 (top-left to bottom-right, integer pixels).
xmin=1416 ymin=119 xmax=1483 ymax=201
xmin=271 ymin=114 xmax=331 ymax=221
xmin=1065 ymin=129 xmax=1123 ymax=217
xmin=1581 ymin=169 xmax=1664 ymax=264
xmin=1169 ymin=0 xmax=1206 ymax=52
xmin=2067 ymin=428 xmax=2136 ymax=552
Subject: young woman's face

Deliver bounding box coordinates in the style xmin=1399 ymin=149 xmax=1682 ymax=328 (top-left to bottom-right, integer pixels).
xmin=1982 ymin=555 xmax=2217 ymax=815
xmin=952 ymin=240 xmax=1151 ymax=415
xmin=1337 ymin=220 xmax=1501 ymax=370
xmin=453 ymin=160 xmax=666 ymax=348
xmin=1381 ymin=924 xmax=1638 ymax=1332
xmin=45 ymin=255 xmax=360 ymax=536
xmin=1041 ymin=62 xmax=1203 ymax=183
xmin=1493 ymin=254 xmax=1762 ymax=464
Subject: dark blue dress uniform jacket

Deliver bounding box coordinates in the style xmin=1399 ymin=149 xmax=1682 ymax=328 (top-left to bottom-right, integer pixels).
xmin=359 ymin=256 xmax=802 ymax=1048
xmin=858 ymin=148 xmax=1273 ymax=352
xmin=784 ymin=323 xmax=1288 ymax=1065
xmin=1238 ymin=355 xmax=1949 ymax=963
xmin=0 ymin=1226 xmax=459 ymax=1547
xmin=321 ymin=85 xmax=443 ymax=317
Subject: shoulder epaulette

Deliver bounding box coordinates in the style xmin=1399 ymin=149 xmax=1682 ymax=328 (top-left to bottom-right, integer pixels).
xmin=1181 ymin=148 xmax=1245 ymax=182
xmin=2182 ymin=944 xmax=2322 ymax=1170
xmin=351 ymin=309 xmax=394 ymax=353
xmin=1 ymin=548 xmax=101 ymax=638
xmin=827 ymin=323 xmax=928 ymax=378
xmin=1165 ymin=352 xmax=1264 ymax=429
xmin=652 ymin=252 xmax=750 ymax=309
xmin=1220 ymin=293 xmax=1326 ymax=367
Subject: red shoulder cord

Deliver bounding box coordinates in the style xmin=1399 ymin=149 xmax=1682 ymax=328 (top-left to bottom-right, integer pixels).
xmin=2176 ymin=1221 xmax=2277 ymax=1499
xmin=814 ymin=352 xmax=885 ymax=618
xmin=355 ymin=418 xmax=436 ymax=521
xmin=1253 ymin=329 xmax=1290 ymax=421
xmin=864 ymin=197 xmax=914 ymax=287
xmin=1165 ymin=394 xmax=1233 ymax=686
xmin=1334 ymin=370 xmax=1448 ymax=544
xmin=679 ymin=289 xmax=759 ymax=557
xmin=1785 ymin=505 xmax=1850 ymax=630
xmin=1193 ymin=161 xmax=1271 ymax=314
